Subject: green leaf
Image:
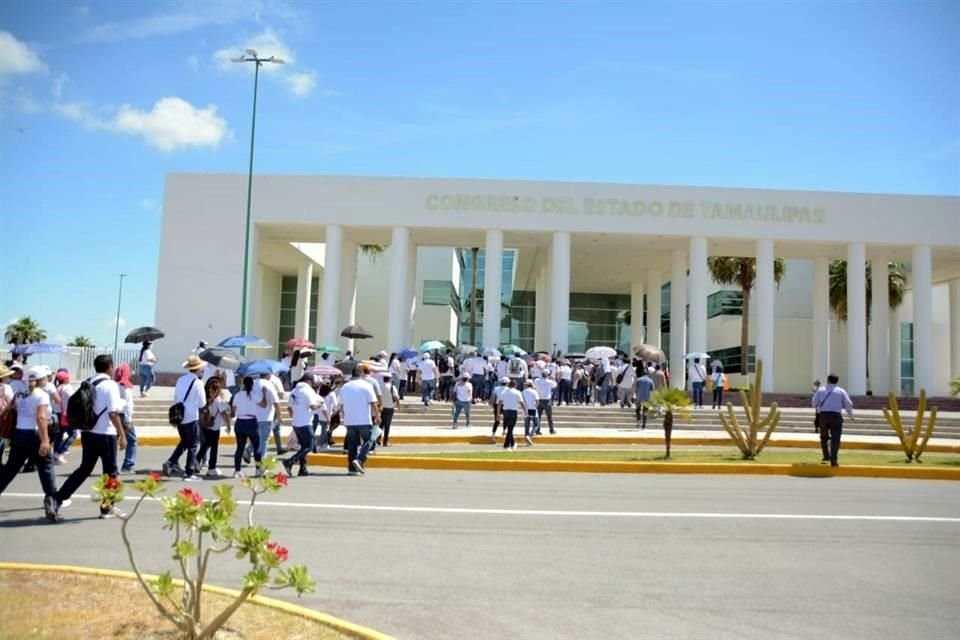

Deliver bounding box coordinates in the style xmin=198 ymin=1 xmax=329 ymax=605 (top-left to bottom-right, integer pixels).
xmin=153 ymin=571 xmax=174 ymax=597
xmin=243 ymin=567 xmax=269 ymax=590
xmin=173 ymin=539 xmax=199 ymax=560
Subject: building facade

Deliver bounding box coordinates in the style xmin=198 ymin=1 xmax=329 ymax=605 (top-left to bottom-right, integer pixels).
xmin=155 ymin=174 xmax=960 ymax=395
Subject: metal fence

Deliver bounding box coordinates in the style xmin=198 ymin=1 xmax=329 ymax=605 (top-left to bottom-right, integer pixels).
xmin=0 ymin=346 xmax=142 ymax=381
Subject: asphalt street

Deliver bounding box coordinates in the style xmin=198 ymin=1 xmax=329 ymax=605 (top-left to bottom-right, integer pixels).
xmin=1 ymin=448 xmax=958 ymax=640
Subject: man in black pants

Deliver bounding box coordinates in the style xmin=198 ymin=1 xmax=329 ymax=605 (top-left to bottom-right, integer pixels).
xmin=811 ymin=374 xmax=854 ymax=467
xmin=497 ymin=380 xmax=524 ymax=451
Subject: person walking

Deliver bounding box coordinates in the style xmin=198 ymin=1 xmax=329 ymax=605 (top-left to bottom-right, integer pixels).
xmin=597 ymin=356 xmax=613 ymax=406
xmin=464 ymin=352 xmax=486 ymax=402
xmin=114 ymin=363 xmax=138 ymax=474
xmin=452 ymin=374 xmax=473 ymax=429
xmin=162 ymin=355 xmax=207 ymax=481
xmin=379 ymin=373 xmax=400 ymax=446
xmin=138 ymin=341 xmax=157 ymax=397
xmin=634 ymin=368 xmax=655 ymax=429
xmin=533 ymin=374 xmax=557 ymax=434
xmin=522 ymin=380 xmax=539 ymax=446
xmin=52 ymin=370 xmax=75 ymax=464
xmin=617 ymin=360 xmax=636 ymax=408
xmin=557 ymin=360 xmax=573 ymax=405
xmin=231 ymin=376 xmax=263 ymax=478
xmin=418 ymin=354 xmax=438 ymax=406
xmin=688 ymin=357 xmax=706 ymax=408
xmin=340 ymin=364 xmax=381 ymax=475
xmin=711 ymin=366 xmax=728 ymax=409
xmin=489 ymin=377 xmax=508 ymax=444
xmin=282 ymin=373 xmax=323 ymax=477
xmin=314 ymin=382 xmax=337 ymax=449
xmin=507 ymin=355 xmax=527 ymax=389
xmin=0 ymin=366 xmax=58 ymax=519
xmin=812 ymin=374 xmax=854 ymax=467
xmin=267 ymin=372 xmax=287 ymax=454
xmin=498 ymin=380 xmax=523 ymax=450
xmin=197 ymin=376 xmax=231 ymax=477
xmin=49 ymin=355 xmax=127 ymax=521
xmin=437 ymin=350 xmax=455 ymax=402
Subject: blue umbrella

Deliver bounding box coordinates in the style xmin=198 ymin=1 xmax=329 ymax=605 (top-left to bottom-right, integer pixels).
xmin=419 ymin=340 xmax=446 ymax=352
xmin=218 ymin=335 xmax=272 ymax=349
xmin=399 ymin=348 xmax=419 ymax=360
xmin=236 ymin=359 xmax=287 ymax=377
xmin=14 ymin=342 xmax=67 ymax=355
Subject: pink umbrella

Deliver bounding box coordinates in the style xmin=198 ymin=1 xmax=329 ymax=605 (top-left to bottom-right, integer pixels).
xmin=306 ymin=365 xmax=341 ymax=377
xmin=286 ymin=337 xmax=315 ymax=351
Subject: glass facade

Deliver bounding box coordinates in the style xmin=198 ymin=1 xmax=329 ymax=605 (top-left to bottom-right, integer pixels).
xmin=900 ymin=322 xmax=914 ymax=396
xmin=457 ymin=248 xmax=517 ymax=346
xmin=423 ymin=280 xmax=460 ymax=312
xmin=569 ymin=292 xmax=630 ymax=353
xmin=278 ymin=275 xmax=319 ymax=358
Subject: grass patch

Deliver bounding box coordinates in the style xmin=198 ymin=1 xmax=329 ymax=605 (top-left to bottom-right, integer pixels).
xmin=0 ymin=570 xmax=354 ymax=639
xmin=382 ymin=448 xmax=960 ymax=467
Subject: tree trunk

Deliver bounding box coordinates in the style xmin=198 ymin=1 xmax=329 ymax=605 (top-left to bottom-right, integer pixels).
xmin=469 ymin=247 xmax=479 ymax=346
xmin=740 ymin=287 xmax=751 ymax=375
xmin=663 ymin=411 xmax=673 ymax=458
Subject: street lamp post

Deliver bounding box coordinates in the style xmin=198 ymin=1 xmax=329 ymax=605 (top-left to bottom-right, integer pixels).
xmin=233 ymin=49 xmax=284 ymax=338
xmin=113 ymin=273 xmax=127 ymax=357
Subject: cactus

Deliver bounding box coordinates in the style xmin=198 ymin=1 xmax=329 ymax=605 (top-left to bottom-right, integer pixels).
xmin=718 ymin=359 xmax=781 ymax=460
xmin=882 ymin=389 xmax=938 ymax=462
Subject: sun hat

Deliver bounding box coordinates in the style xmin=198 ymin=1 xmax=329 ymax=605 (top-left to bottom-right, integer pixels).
xmin=0 ymin=365 xmax=12 ymax=379
xmin=182 ymin=354 xmax=206 ymax=371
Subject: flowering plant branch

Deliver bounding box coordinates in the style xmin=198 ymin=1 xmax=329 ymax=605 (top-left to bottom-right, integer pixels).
xmin=91 ymin=458 xmax=314 ymax=640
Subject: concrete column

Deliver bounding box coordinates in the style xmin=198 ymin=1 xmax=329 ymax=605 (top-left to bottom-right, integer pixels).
xmin=950 ymin=279 xmax=960 ymax=380
xmin=550 ymin=231 xmax=571 ymax=354
xmin=318 ymin=225 xmax=342 ymax=346
xmin=294 ymin=261 xmax=313 ymax=340
xmin=812 ymin=256 xmax=831 ymax=385
xmin=387 ymin=227 xmax=411 ymax=352
xmin=482 ymin=230 xmax=504 ymax=350
xmin=755 ymin=239 xmax=775 ymax=392
xmin=669 ymin=249 xmax=687 ymax=389
xmin=912 ymin=245 xmax=933 ymax=396
xmin=688 ymin=236 xmax=708 ymax=359
xmin=405 ymin=244 xmax=418 ymax=347
xmin=534 ymin=265 xmax=548 ymax=351
xmin=889 ymin=305 xmax=901 ymax=396
xmin=646 ymin=270 xmax=662 ymax=349
xmin=869 ymin=258 xmax=890 ymax=395
xmin=338 ymin=240 xmax=358 ymax=354
xmin=630 ymin=280 xmax=645 ymax=352
xmin=846 ymin=243 xmax=867 ymax=395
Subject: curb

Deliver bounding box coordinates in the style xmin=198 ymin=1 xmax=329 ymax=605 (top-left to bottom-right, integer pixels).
xmin=127 ymin=434 xmax=960 ymax=454
xmin=304 ymin=453 xmax=960 ymax=481
xmin=0 ymin=562 xmax=394 ymax=640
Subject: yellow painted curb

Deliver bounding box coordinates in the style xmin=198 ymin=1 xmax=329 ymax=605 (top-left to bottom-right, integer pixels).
xmin=305 ymin=453 xmax=960 ymax=481
xmin=0 ymin=562 xmax=394 ymax=640
xmin=127 ymin=434 xmax=960 ymax=454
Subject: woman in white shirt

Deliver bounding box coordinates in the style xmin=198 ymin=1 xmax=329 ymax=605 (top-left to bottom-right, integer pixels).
xmin=282 ymin=374 xmax=323 ymax=477
xmin=230 ymin=376 xmax=263 ymax=479
xmin=138 ymin=341 xmax=158 ymax=397
xmin=0 ymin=366 xmax=57 ymax=508
xmin=198 ymin=376 xmax=232 ymax=477
xmin=52 ymin=370 xmax=75 ymax=463
xmin=451 ymin=374 xmax=473 ymax=429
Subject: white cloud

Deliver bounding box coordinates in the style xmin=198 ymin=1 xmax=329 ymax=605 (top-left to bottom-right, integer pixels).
xmin=81 ymin=9 xmax=233 ymax=43
xmin=0 ymin=31 xmax=47 ymax=79
xmin=214 ymin=29 xmax=293 ymax=72
xmin=285 ymin=71 xmax=315 ymax=97
xmin=57 ymin=97 xmax=230 ymax=151
xmin=51 ymin=73 xmax=67 ymax=100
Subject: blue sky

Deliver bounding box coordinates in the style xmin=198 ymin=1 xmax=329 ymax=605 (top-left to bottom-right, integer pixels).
xmin=0 ymin=0 xmax=957 ymax=347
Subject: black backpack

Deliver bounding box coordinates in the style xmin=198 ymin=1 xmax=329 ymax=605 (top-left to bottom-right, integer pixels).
xmin=438 ymin=357 xmax=450 ymax=374
xmin=67 ymin=378 xmax=107 ymax=430
xmin=169 ymin=379 xmax=197 ymax=427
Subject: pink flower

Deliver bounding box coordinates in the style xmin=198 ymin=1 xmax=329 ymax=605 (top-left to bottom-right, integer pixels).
xmin=179 ymin=488 xmax=203 ymax=507
xmin=266 ymin=541 xmax=289 ymax=562
xmin=274 ymin=472 xmax=289 ymax=487
xmin=148 ymin=471 xmax=162 ymax=481
xmin=105 ymin=476 xmax=121 ymax=490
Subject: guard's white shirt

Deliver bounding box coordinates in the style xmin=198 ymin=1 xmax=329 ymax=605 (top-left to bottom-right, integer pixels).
xmin=340 ymin=379 xmax=377 ymax=426
xmin=289 ymin=382 xmax=320 ymax=427
xmin=174 ymin=373 xmax=206 ymax=424
xmin=89 ymin=373 xmax=125 ymax=435
xmin=688 ymin=363 xmax=707 ymax=384
xmin=534 ymin=378 xmax=557 ymax=401
xmin=499 ymin=388 xmax=523 ymax=411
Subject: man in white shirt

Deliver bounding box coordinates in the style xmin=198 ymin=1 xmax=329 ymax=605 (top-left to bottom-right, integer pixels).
xmin=688 ymin=357 xmax=707 ymax=409
xmin=495 ymin=358 xmax=509 ymax=382
xmin=452 ymin=374 xmax=473 ymax=429
xmin=437 ymin=350 xmax=455 ymax=402
xmin=282 ymin=374 xmax=323 ymax=477
xmin=52 ymin=354 xmax=128 ymax=521
xmin=557 ymin=361 xmax=573 ymax=405
xmin=506 ymin=356 xmax=527 ymax=388
xmin=248 ymin=374 xmax=281 ymax=462
xmin=533 ymin=374 xmax=558 ymax=434
xmin=418 ymin=354 xmax=438 ymax=406
xmin=522 ymin=380 xmax=540 ymax=446
xmin=497 ymin=380 xmax=524 ymax=450
xmin=339 ymin=364 xmax=381 ymax=474
xmin=617 ymin=361 xmax=636 ymax=408
xmin=268 ymin=373 xmax=287 ymax=454
xmin=464 ymin=353 xmax=486 ymax=403
xmin=163 ymin=355 xmax=207 ymax=481
xmin=598 ymin=356 xmax=614 ymax=406
xmin=377 ymin=373 xmax=400 ymax=446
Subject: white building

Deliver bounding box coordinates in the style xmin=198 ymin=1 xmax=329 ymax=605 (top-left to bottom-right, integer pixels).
xmin=155 ymin=174 xmax=960 ymax=395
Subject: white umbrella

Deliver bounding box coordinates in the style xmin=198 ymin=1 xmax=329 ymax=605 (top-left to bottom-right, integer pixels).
xmin=685 ymin=352 xmax=710 ymax=360
xmin=585 ymin=346 xmax=617 ymax=361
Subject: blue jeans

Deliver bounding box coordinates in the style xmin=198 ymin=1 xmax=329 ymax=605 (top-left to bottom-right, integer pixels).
xmin=56 ymin=427 xmax=79 ymax=455
xmin=452 ymin=400 xmax=471 ymax=427
xmin=692 ymin=381 xmax=705 ymax=407
xmin=256 ymin=421 xmax=272 ymax=459
xmin=345 ymin=425 xmax=374 ymax=470
xmin=56 ymin=432 xmax=118 ymax=507
xmin=523 ymin=409 xmax=539 ymax=438
xmin=471 ymin=375 xmax=485 ymax=401
xmin=421 ymin=379 xmax=436 ymax=404
xmin=167 ymin=421 xmax=200 ymax=476
xmin=121 ymin=416 xmax=137 ymax=471
xmin=0 ymin=429 xmax=57 ymax=497
xmin=138 ymin=364 xmax=155 ymax=394
xmin=285 ymin=425 xmax=315 ymax=469
xmin=234 ymin=418 xmax=261 ymax=471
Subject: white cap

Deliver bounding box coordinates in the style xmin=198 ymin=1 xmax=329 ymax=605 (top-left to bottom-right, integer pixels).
xmin=27 ymin=365 xmax=51 ymax=381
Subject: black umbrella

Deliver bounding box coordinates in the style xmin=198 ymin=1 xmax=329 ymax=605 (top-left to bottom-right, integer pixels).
xmin=199 ymin=347 xmax=247 ymax=370
xmin=335 ymin=360 xmax=358 ymax=376
xmin=125 ymin=326 xmax=165 ymax=343
xmin=340 ymin=324 xmax=373 ymax=339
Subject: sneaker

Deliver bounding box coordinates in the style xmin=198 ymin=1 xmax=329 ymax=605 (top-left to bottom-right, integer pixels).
xmin=351 ymin=459 xmax=365 ymax=475
xmin=44 ymin=495 xmax=59 ymax=522
xmin=183 ymin=475 xmax=203 ymax=482
xmin=119 ymin=468 xmax=135 ymax=475
xmin=549 ymin=429 xmax=556 ymax=435
xmin=54 ymin=455 xmax=66 ymax=465
xmin=511 ymin=444 xmax=517 ymax=450
xmin=232 ymin=470 xmax=245 ymax=479
xmin=162 ymin=462 xmax=182 ymax=477
xmin=282 ymin=459 xmax=294 ymax=476
xmin=99 ymin=507 xmax=126 ymax=519
xmin=61 ymin=499 xmax=72 ymax=509
xmin=524 ymin=435 xmax=533 ymax=446
xmin=199 ymin=463 xmax=207 ymax=473
xmin=206 ymin=468 xmax=223 ymax=478
xmin=297 ymin=468 xmax=310 ymax=477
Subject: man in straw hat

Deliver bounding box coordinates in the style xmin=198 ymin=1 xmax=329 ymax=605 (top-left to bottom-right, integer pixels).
xmin=162 ymin=355 xmax=207 ymax=481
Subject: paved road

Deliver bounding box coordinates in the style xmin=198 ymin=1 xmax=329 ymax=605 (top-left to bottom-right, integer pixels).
xmin=1 ymin=448 xmax=959 ymax=640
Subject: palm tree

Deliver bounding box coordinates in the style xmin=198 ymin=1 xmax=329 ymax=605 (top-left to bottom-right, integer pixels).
xmin=359 ymin=244 xmax=384 ymax=262
xmin=68 ymin=336 xmax=95 ymax=348
xmin=643 ymin=387 xmax=692 ymax=458
xmin=468 ymin=247 xmax=479 ymax=345
xmin=829 ymin=260 xmax=907 ymax=390
xmin=5 ymin=316 xmax=46 ymax=345
xmin=706 ymin=257 xmax=786 ymax=374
